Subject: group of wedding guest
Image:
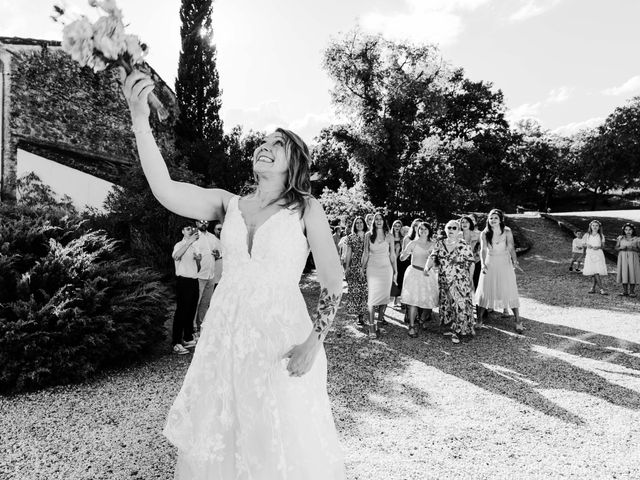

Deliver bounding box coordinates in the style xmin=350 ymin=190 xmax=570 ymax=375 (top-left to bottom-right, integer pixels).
xmin=571 ymin=221 xmax=640 ymax=297
xmin=340 ymin=208 xmax=524 ymax=343
xmin=170 ymin=220 xmax=224 ymax=355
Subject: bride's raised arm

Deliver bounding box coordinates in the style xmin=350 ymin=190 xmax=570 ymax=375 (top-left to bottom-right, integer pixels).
xmin=121 ymin=70 xmax=233 ymax=220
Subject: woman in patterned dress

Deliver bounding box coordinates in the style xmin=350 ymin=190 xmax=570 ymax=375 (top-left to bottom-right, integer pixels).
xmin=615 ymin=222 xmax=640 ymax=297
xmin=344 ymin=216 xmax=368 ymax=324
xmin=425 ymin=220 xmax=475 ymax=344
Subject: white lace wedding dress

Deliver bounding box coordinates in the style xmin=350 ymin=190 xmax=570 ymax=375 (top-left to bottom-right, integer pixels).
xmin=163 ymin=195 xmax=345 ymax=480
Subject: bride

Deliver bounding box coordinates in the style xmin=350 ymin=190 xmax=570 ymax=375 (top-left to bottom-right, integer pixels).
xmin=121 ymin=71 xmax=346 ymax=479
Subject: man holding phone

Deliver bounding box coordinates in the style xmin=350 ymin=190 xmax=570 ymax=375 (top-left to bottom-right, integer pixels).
xmin=171 ymin=224 xmax=201 ymax=355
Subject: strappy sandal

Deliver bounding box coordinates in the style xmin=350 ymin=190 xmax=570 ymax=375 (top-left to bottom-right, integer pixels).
xmin=368 ymin=324 xmax=377 ymax=339
xmin=408 ymin=326 xmax=418 ymax=338
xmin=515 ymin=322 xmax=525 ymax=334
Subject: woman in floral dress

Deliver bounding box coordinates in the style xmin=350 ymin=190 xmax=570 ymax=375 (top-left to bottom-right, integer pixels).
xmin=425 ymin=220 xmax=475 ymax=344
xmin=344 ymin=216 xmax=368 ymax=324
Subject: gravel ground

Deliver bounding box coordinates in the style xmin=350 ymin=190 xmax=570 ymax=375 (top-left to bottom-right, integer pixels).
xmin=1 ymin=215 xmax=639 ymax=479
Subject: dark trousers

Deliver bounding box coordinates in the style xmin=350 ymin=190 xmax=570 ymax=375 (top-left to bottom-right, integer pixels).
xmin=172 ymin=276 xmax=198 ymax=345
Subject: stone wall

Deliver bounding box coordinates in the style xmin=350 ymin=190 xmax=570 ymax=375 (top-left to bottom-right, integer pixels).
xmin=1 ymin=39 xmax=178 ymax=200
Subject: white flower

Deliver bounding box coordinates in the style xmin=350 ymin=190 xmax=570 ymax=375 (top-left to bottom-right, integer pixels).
xmin=89 ymin=55 xmax=108 ymax=72
xmin=92 ymin=15 xmax=125 ymax=60
xmin=101 ymin=0 xmax=122 ymax=18
xmin=123 ymin=34 xmax=147 ymax=64
xmin=61 ymin=17 xmax=95 ymax=67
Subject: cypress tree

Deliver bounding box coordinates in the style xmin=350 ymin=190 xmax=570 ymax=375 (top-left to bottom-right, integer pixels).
xmin=175 ymin=0 xmax=225 ymax=183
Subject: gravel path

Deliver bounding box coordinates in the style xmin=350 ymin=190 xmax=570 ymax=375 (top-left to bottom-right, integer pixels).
xmin=2 ymin=215 xmax=639 ymax=479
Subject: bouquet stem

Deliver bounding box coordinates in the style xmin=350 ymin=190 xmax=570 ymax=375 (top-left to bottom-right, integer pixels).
xmin=117 ymin=58 xmax=169 ymax=122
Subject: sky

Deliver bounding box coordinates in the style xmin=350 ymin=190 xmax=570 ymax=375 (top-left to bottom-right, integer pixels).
xmin=2 ymin=0 xmax=640 ymax=142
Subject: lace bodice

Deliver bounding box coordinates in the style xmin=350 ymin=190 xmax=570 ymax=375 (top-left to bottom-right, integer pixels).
xmin=220 ymin=196 xmax=309 ymax=288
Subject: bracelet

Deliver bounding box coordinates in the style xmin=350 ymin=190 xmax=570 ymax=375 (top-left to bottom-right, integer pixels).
xmin=131 ymin=125 xmax=153 ymax=135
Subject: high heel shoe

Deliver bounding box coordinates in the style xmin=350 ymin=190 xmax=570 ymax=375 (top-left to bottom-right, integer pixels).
xmin=515 ymin=322 xmax=525 ymax=334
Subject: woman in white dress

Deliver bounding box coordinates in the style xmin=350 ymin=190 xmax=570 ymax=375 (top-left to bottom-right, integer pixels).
xmin=583 ymin=219 xmax=608 ymax=295
xmin=475 ymin=209 xmax=524 ymax=333
xmin=362 ymin=213 xmax=397 ymax=338
xmin=399 ymin=222 xmax=438 ymax=338
xmin=121 ymin=71 xmax=345 ymax=479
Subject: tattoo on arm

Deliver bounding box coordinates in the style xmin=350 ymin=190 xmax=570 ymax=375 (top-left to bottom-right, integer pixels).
xmin=313 ymin=287 xmax=342 ymax=341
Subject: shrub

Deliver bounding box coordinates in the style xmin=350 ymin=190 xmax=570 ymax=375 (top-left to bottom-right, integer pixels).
xmin=0 ymin=176 xmax=169 ymax=393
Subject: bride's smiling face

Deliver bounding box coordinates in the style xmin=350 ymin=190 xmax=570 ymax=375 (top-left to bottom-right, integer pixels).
xmin=253 ymin=132 xmax=289 ymax=176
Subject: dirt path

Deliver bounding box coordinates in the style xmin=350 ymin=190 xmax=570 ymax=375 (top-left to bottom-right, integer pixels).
xmin=1 ymin=215 xmax=639 ymax=479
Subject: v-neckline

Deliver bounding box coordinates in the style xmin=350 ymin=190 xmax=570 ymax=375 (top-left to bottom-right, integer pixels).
xmin=235 ymin=196 xmax=286 ymax=258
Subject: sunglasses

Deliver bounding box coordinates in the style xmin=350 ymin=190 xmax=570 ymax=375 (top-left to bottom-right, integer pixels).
xmin=446 ymin=226 xmax=458 ymax=230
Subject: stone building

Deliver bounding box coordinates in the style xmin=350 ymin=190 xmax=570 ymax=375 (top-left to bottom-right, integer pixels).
xmin=0 ymin=36 xmax=178 ymax=210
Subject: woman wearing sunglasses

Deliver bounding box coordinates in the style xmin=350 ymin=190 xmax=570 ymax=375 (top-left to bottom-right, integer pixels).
xmin=425 ymin=220 xmax=475 ymax=344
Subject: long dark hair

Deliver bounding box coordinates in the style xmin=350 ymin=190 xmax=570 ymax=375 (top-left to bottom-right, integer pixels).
xmin=391 ymin=219 xmax=403 ymax=240
xmin=460 ymin=215 xmax=475 ymax=231
xmin=351 ymin=216 xmax=366 ymax=234
xmin=254 ymin=128 xmax=312 ymax=216
xmin=621 ymin=222 xmax=636 ymax=236
xmin=484 ymin=209 xmax=505 ymax=246
xmin=417 ymin=222 xmax=433 ymax=241
xmin=408 ymin=218 xmax=423 ymax=241
xmin=369 ymin=212 xmax=389 ymax=243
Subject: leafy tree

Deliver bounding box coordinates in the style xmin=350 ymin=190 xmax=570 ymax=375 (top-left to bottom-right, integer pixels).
xmin=322 ymin=29 xmax=514 ymax=216
xmin=175 ymin=0 xmax=225 ymax=183
xmin=310 ymin=126 xmax=356 ymax=195
xmin=214 ymin=126 xmax=266 ymax=193
xmin=318 ymin=183 xmax=376 ymax=225
xmin=593 ymin=97 xmax=640 ymax=189
xmin=509 ymin=119 xmax=570 ymax=210
xmin=323 ymin=29 xmax=448 ymax=208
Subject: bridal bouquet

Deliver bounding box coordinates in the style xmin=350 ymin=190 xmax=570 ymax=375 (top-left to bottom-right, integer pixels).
xmin=52 ymin=0 xmax=168 ymax=120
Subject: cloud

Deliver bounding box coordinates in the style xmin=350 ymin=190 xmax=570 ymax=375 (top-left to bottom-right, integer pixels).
xmin=221 ymin=104 xmax=336 ymax=143
xmin=553 ymin=117 xmax=604 ymax=136
xmin=507 ymin=86 xmax=573 ymax=125
xmin=547 ymin=86 xmax=572 ymax=103
xmin=361 ymin=0 xmax=492 ymax=46
xmin=506 ymin=102 xmax=542 ymax=124
xmin=509 ymin=0 xmax=562 ymax=21
xmin=602 ymin=75 xmax=640 ymax=96
xmin=221 ymin=101 xmax=287 ymax=134
xmin=287 ymin=112 xmax=337 ymax=143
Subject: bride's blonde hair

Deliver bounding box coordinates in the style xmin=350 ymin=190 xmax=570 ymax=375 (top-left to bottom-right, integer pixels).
xmin=254 ymin=128 xmax=312 ymax=216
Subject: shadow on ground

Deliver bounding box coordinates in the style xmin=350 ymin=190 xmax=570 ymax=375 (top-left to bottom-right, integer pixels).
xmin=327 ymin=307 xmax=640 ymax=440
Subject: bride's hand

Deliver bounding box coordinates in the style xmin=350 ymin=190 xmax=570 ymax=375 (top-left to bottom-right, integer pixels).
xmin=284 ymin=336 xmax=321 ymax=377
xmin=120 ymin=68 xmax=154 ymax=122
